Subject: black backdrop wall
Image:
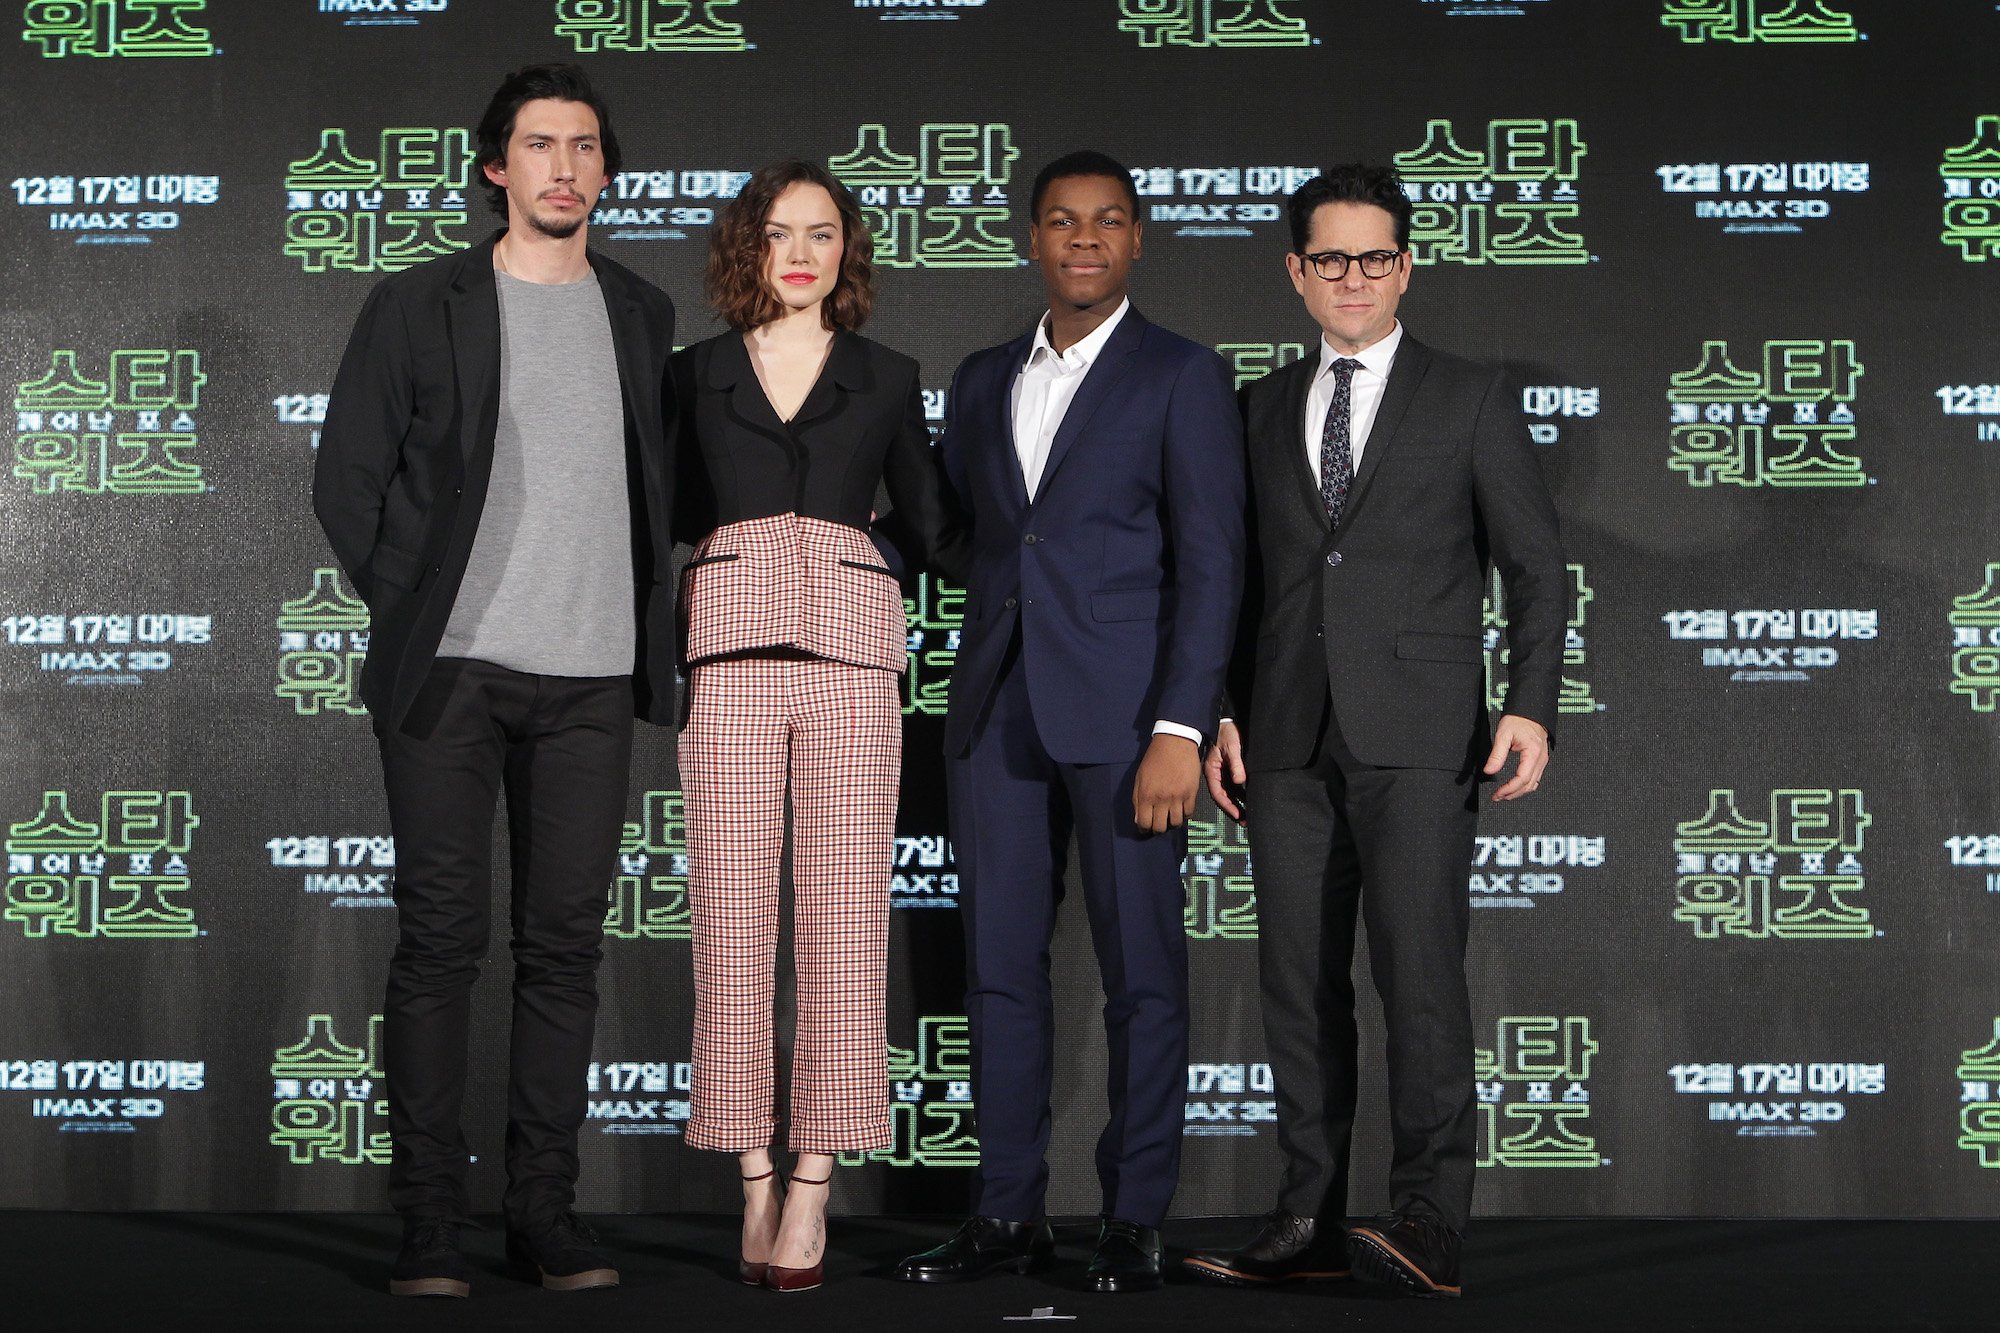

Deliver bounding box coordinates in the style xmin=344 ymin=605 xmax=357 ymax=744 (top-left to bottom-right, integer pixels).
xmin=2 ymin=0 xmax=1997 ymax=1220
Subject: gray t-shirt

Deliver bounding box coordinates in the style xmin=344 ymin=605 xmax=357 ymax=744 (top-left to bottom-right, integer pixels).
xmin=437 ymin=269 xmax=635 ymax=676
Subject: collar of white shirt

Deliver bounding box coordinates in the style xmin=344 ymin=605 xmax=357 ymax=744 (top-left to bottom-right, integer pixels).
xmin=1024 ymin=297 xmax=1131 ymax=375
xmin=1315 ymin=319 xmax=1403 ymax=385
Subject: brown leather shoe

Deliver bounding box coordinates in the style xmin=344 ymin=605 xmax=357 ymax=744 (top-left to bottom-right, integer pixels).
xmin=1348 ymin=1213 xmax=1461 ymax=1298
xmin=1182 ymin=1211 xmax=1351 ymax=1286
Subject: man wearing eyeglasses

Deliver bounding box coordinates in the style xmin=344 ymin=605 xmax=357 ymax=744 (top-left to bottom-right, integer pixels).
xmin=1182 ymin=165 xmax=1565 ymax=1299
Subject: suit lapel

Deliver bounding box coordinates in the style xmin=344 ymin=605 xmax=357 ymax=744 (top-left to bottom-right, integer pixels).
xmin=991 ymin=330 xmax=1034 ymax=514
xmin=1032 ymin=308 xmax=1146 ymax=504
xmin=446 ymin=236 xmax=501 ymax=464
xmin=787 ymin=329 xmax=865 ymax=434
xmin=588 ymin=250 xmax=651 ymax=445
xmin=1272 ymin=354 xmax=1325 ymax=531
xmin=1334 ymin=334 xmax=1430 ymax=540
xmin=704 ymin=332 xmax=792 ymax=445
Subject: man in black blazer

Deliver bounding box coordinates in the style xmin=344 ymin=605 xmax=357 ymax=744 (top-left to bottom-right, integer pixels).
xmin=312 ymin=64 xmax=675 ymax=1298
xmin=1183 ymin=165 xmax=1564 ymax=1299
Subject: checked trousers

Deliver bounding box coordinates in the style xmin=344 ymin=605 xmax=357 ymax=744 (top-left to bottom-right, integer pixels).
xmin=679 ymin=655 xmax=900 ymax=1154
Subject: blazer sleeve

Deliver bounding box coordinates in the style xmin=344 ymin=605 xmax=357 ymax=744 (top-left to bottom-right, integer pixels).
xmin=1220 ymin=379 xmax=1262 ymax=725
xmin=925 ymin=354 xmax=979 ymax=584
xmin=1471 ymin=367 xmax=1567 ymax=740
xmin=668 ymin=349 xmax=716 ymax=548
xmin=880 ymin=359 xmax=972 ymax=586
xmin=312 ymin=279 xmax=413 ymax=605
xmin=1156 ymin=348 xmax=1249 ymax=742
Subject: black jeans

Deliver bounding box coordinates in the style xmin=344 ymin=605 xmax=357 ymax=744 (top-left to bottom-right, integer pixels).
xmin=376 ymin=657 xmax=633 ymax=1227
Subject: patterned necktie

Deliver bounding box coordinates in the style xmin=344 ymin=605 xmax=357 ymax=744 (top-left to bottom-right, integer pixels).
xmin=1318 ymin=357 xmax=1364 ymax=528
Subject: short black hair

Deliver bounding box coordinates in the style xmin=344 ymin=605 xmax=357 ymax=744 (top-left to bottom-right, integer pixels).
xmin=1030 ymin=150 xmax=1140 ymax=221
xmin=1287 ymin=164 xmax=1414 ymax=253
xmin=474 ymin=63 xmax=623 ymax=218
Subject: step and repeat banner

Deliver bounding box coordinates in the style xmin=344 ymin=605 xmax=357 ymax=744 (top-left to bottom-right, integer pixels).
xmin=2 ymin=0 xmax=1996 ymax=1219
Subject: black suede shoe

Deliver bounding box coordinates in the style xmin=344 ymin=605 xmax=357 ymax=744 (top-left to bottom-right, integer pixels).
xmin=1181 ymin=1211 xmax=1351 ymax=1286
xmin=1086 ymin=1217 xmax=1163 ymax=1293
xmin=1348 ymin=1212 xmax=1461 ymax=1298
xmin=892 ymin=1215 xmax=1054 ymax=1283
xmin=505 ymin=1212 xmax=620 ymax=1292
xmin=389 ymin=1217 xmax=471 ymax=1298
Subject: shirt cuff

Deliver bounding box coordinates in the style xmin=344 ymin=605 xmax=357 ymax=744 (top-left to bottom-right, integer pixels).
xmin=1152 ymin=720 xmax=1205 ymax=745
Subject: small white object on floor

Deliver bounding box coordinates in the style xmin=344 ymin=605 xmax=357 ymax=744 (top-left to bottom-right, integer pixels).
xmin=1001 ymin=1307 xmax=1077 ymax=1322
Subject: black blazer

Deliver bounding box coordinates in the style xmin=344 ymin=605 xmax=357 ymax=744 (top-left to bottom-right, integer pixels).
xmin=313 ymin=233 xmax=678 ymax=732
xmin=669 ymin=329 xmax=967 ymax=683
xmin=1229 ymin=331 xmax=1565 ymax=773
xmin=670 ymin=328 xmax=963 ymax=569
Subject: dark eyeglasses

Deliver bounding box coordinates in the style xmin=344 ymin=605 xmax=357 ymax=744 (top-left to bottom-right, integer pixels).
xmin=1298 ymin=249 xmax=1404 ymax=280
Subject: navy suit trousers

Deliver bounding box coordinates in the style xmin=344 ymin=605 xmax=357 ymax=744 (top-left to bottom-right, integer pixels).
xmin=948 ymin=635 xmax=1190 ymax=1228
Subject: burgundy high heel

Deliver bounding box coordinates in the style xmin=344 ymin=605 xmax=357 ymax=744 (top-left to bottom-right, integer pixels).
xmin=764 ymin=1173 xmax=831 ymax=1292
xmin=738 ymin=1168 xmax=780 ymax=1285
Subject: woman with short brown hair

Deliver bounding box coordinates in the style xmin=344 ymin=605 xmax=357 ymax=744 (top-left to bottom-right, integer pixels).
xmin=672 ymin=160 xmax=963 ymax=1292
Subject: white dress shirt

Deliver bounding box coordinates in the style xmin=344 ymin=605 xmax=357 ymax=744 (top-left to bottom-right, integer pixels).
xmin=1304 ymin=321 xmax=1403 ymax=482
xmin=1011 ymin=298 xmax=1130 ymax=501
xmin=1009 ymin=300 xmax=1202 ymax=748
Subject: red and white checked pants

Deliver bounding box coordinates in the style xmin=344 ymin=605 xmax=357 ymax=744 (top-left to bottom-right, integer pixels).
xmin=680 ymin=655 xmax=899 ymax=1153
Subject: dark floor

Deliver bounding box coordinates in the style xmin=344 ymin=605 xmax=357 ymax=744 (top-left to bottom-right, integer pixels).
xmin=7 ymin=1212 xmax=1994 ymax=1332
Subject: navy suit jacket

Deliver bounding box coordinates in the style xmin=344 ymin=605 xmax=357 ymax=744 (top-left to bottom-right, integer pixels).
xmin=938 ymin=308 xmax=1247 ymax=765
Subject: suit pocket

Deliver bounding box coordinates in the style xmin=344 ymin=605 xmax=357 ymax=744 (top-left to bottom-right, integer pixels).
xmin=370 ymin=542 xmax=424 ymax=590
xmin=1394 ymin=630 xmax=1483 ymax=664
xmin=1091 ymin=588 xmax=1164 ymax=622
xmin=397 ymin=407 xmax=451 ymax=453
xmin=683 ymin=551 xmax=740 ymax=571
xmin=838 ymin=558 xmax=897 ymax=578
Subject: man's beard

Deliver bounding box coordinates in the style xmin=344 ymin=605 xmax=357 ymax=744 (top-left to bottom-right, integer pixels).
xmin=525 ymin=207 xmax=585 ymax=240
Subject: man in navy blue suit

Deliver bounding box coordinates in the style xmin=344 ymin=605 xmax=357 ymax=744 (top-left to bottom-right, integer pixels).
xmin=892 ymin=151 xmax=1246 ymax=1293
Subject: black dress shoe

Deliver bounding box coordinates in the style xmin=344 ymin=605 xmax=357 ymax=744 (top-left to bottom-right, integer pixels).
xmin=1348 ymin=1212 xmax=1461 ymax=1298
xmin=505 ymin=1211 xmax=620 ymax=1291
xmin=1181 ymin=1211 xmax=1351 ymax=1286
xmin=389 ymin=1217 xmax=471 ymax=1298
xmin=892 ymin=1215 xmax=1054 ymax=1283
xmin=1086 ymin=1217 xmax=1163 ymax=1293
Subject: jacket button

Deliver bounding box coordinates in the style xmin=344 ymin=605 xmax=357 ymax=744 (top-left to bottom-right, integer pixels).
xmin=1023 ymin=533 xmax=1038 ymax=545
xmin=1315 ymin=624 xmax=1324 ymax=637
xmin=1326 ymin=551 xmax=1342 ymax=567
xmin=1004 ymin=596 xmax=1018 ymax=609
